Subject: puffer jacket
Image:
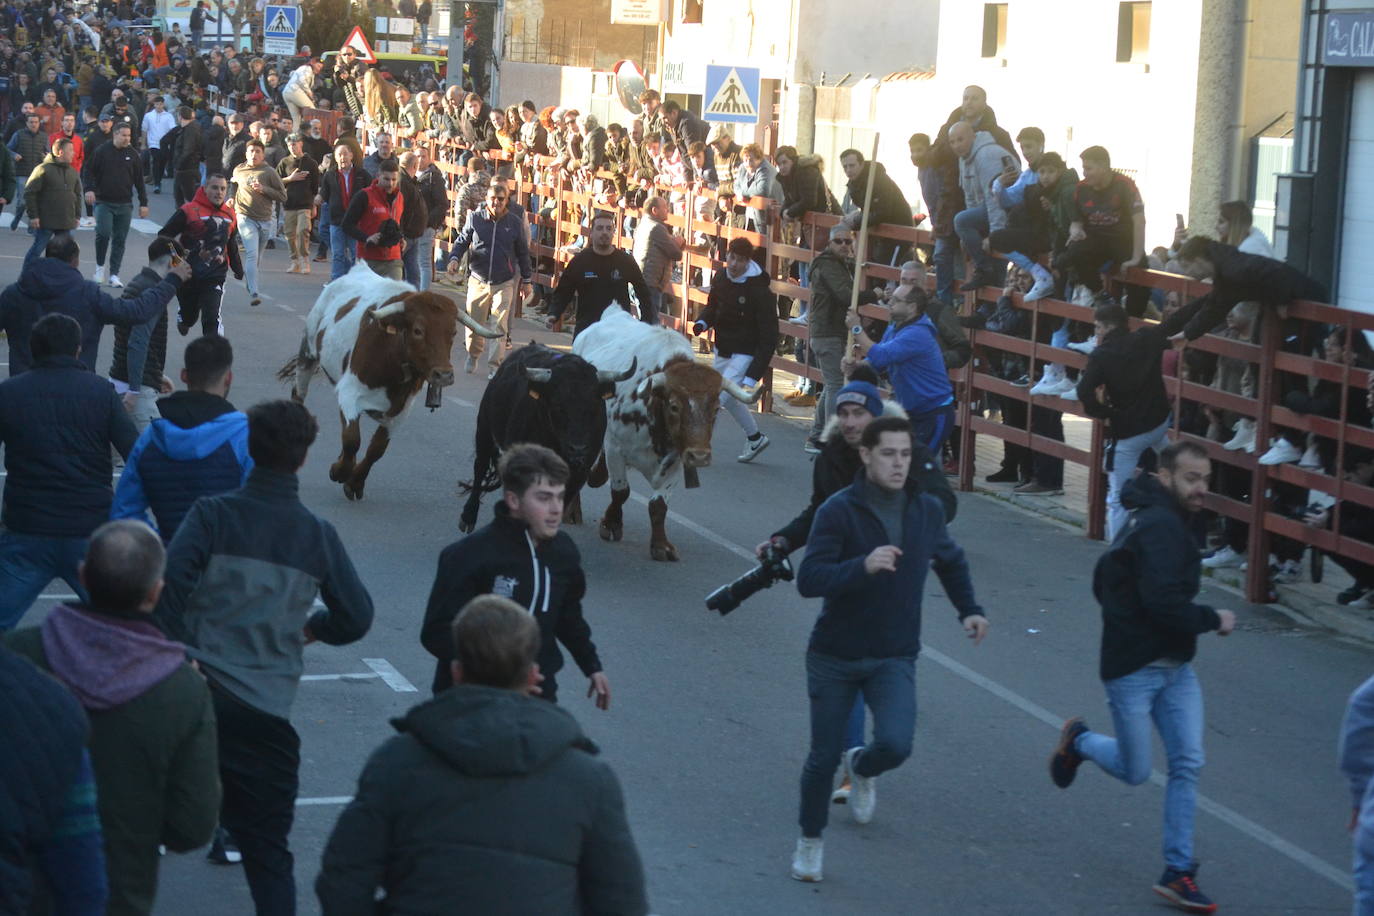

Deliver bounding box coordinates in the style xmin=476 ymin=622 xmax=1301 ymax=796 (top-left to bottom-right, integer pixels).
xmin=779 ymin=155 xmax=837 ymax=218
xmin=958 ymin=129 xmax=1011 ymax=231
xmin=22 ymin=153 xmax=82 ymax=230
xmin=108 ymin=266 xmax=169 ymax=393
xmin=632 ymin=215 xmax=679 ymax=291
xmin=8 ymin=126 xmax=47 ymax=176
xmin=111 ymin=391 xmax=251 ymax=543
xmin=316 ymin=685 xmax=648 ymax=916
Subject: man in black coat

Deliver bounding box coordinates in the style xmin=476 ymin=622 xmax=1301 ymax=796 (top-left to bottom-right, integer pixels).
xmin=0 ymin=313 xmax=138 ymax=630
xmin=421 ymin=444 xmax=611 ymax=708
xmin=839 ymin=148 xmax=914 ymax=270
xmin=692 ymin=236 xmax=778 ymax=462
xmin=319 ymin=595 xmax=647 ymax=915
xmin=170 ymin=105 xmax=203 ymax=207
xmin=1049 ymin=440 xmax=1235 ymax=913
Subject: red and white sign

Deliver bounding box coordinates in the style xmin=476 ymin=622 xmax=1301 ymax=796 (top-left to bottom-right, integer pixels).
xmin=341 ymin=26 xmax=377 ymax=64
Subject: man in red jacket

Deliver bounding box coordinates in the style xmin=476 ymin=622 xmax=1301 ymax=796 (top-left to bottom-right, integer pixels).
xmin=341 ymin=158 xmax=404 ymax=280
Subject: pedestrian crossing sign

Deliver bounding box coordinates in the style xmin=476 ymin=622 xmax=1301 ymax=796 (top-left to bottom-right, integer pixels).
xmin=703 ymin=65 xmax=760 ymax=124
xmin=263 ymin=4 xmax=299 ymax=56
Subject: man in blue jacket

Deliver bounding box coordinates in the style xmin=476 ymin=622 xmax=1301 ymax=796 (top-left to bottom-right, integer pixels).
xmin=444 ymin=181 xmax=531 ymax=377
xmin=848 ymin=284 xmax=956 ymax=455
xmin=0 ymin=232 xmax=190 ymax=375
xmin=112 ymin=334 xmax=251 ymax=543
xmin=0 ymin=313 xmax=138 ymax=629
xmin=1049 ymin=440 xmax=1235 ymax=913
xmin=791 ymin=416 xmax=989 ymax=883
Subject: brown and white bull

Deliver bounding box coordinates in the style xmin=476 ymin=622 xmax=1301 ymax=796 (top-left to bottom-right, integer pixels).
xmin=278 ymin=262 xmax=502 ymax=500
xmin=573 ymin=304 xmax=763 ymax=560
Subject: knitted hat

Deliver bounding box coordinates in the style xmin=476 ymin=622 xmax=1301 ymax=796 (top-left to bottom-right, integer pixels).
xmin=834 ymin=381 xmax=883 ymax=417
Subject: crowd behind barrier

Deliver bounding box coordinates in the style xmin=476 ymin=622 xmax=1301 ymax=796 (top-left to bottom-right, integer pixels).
xmin=349 ymin=118 xmax=1374 ymax=608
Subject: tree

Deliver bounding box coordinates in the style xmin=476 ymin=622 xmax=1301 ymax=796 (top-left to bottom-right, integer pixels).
xmin=208 ymin=0 xmax=254 ymax=50
xmin=298 ymin=0 xmax=374 ymax=54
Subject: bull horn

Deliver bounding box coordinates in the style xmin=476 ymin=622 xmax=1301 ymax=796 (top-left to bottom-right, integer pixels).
xmin=456 ymin=307 xmax=505 ymax=339
xmin=373 ymin=301 xmax=406 ymax=321
xmin=722 ymin=376 xmax=766 ymax=404
xmin=597 ymin=356 xmax=637 ymax=385
xmin=525 ymin=367 xmax=553 ymax=384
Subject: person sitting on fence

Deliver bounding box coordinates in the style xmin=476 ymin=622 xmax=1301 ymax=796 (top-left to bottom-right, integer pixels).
xmin=988 ymin=126 xmax=1055 ymax=302
xmin=948 ymin=120 xmax=1012 ymax=294
xmin=1064 ymin=145 xmax=1150 ymax=316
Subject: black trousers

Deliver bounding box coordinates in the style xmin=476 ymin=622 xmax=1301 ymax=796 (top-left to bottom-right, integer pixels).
xmin=1061 ymin=235 xmax=1151 ymax=317
xmin=177 ymin=279 xmax=226 ymax=336
xmin=174 ymin=169 xmax=200 ymax=207
xmin=211 ymin=684 xmax=299 ymax=916
xmin=999 ymin=396 xmax=1065 ymax=487
xmin=148 ymin=147 xmax=167 ymax=187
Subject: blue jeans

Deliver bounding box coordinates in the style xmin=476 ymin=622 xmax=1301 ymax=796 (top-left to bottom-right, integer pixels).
xmin=911 ymin=402 xmax=956 ymax=456
xmin=1355 ymin=804 xmax=1374 ymax=915
xmin=415 ymin=228 xmax=435 ymax=290
xmin=23 ymin=227 xmax=54 ymax=266
xmin=329 ymin=224 xmax=356 ymax=280
xmin=1106 ymin=415 xmax=1172 ymax=540
xmin=402 ymin=237 xmax=422 ymax=286
xmin=954 ymin=205 xmax=998 ymax=276
xmin=799 ymin=651 xmax=916 ymax=837
xmin=643 ymin=287 xmax=663 ymax=325
xmin=933 ymin=234 xmax=957 ymax=304
xmin=316 ymin=202 xmax=330 ymax=256
xmin=94 ymin=201 xmax=133 ymax=273
xmin=1076 ymin=663 xmax=1205 ymax=872
xmin=238 ymin=216 xmax=272 ymax=296
xmin=0 ymin=531 xmax=89 ymax=630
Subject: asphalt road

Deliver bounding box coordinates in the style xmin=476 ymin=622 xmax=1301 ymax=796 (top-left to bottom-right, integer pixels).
xmin=1 ymin=195 xmax=1369 ymax=915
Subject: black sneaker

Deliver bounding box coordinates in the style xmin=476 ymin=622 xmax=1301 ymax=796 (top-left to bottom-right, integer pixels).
xmin=1009 ymin=374 xmax=1031 ymax=387
xmin=1049 ymin=717 xmax=1089 ymax=788
xmin=206 ymin=826 xmax=242 ymax=865
xmin=1152 ymin=866 xmax=1217 ymax=913
xmin=1338 ymin=584 xmax=1371 ymax=605
xmin=985 ymin=467 xmax=1020 ymax=484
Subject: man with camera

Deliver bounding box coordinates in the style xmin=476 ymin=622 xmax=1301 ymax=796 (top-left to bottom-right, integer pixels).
xmin=420 ymin=444 xmax=611 ymax=711
xmin=791 ymin=415 xmax=988 ymax=883
xmin=747 ymin=372 xmax=955 ymax=803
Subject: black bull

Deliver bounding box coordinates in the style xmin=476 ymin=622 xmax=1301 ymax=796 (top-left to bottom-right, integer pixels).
xmin=459 ymin=344 xmax=635 ymax=532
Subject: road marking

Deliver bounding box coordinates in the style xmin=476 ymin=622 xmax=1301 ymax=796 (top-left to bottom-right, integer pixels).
xmin=296 ymin=796 xmax=353 ymax=806
xmin=363 ymin=657 xmax=418 ymax=692
xmin=300 ymin=672 xmax=382 ymax=682
xmin=444 ymin=394 xmax=476 ymax=408
xmin=428 ymin=352 xmax=1355 ymax=890
xmin=38 ymin=594 xmax=80 ymax=600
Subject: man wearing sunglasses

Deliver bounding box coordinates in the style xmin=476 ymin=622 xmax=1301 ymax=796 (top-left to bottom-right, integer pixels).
xmin=802 ymin=225 xmax=877 ymax=453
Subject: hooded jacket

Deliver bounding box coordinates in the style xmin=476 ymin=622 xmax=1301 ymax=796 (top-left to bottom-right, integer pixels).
xmin=958 ymin=129 xmax=1011 ymax=231
xmin=155 ymin=468 xmax=374 ymax=719
xmin=23 ymin=152 xmax=82 ymax=230
xmin=421 ymin=502 xmax=602 ymax=697
xmin=0 ymin=257 xmax=181 ymax=375
xmin=797 ymin=471 xmax=983 ymax=660
xmin=773 ymin=399 xmax=955 ymax=549
xmin=315 ymin=685 xmax=649 ymax=916
xmin=1178 ymin=240 xmax=1329 ymax=342
xmin=158 ymin=187 xmax=244 ymax=284
xmin=6 ymin=605 xmax=220 ymax=916
xmin=698 ymin=261 xmax=778 ymax=380
xmin=0 ymin=354 xmax=137 ymax=537
xmin=865 ymin=315 xmax=954 ymax=416
xmin=111 ymin=391 xmax=252 ymax=542
xmin=1093 ymin=475 xmax=1222 ymax=680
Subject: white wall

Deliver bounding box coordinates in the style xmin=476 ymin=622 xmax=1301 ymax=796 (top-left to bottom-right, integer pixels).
xmin=792 ymin=0 xmax=940 ymax=82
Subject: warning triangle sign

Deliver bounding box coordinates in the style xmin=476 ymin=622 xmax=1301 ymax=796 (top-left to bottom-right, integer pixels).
xmin=341 ymin=26 xmax=377 ymax=64
xmin=704 ymin=68 xmax=756 ymax=118
xmin=265 ymin=7 xmax=294 ymax=32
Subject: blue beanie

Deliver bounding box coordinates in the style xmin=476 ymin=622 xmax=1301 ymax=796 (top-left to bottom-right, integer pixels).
xmin=833 ymin=381 xmax=883 ymax=417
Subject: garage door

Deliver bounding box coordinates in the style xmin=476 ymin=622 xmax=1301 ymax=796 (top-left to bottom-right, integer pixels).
xmin=1340 ymin=70 xmax=1374 ymax=314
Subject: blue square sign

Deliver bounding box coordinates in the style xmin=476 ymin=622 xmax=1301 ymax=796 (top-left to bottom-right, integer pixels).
xmin=263 ymin=5 xmax=299 ymax=55
xmin=703 ymin=65 xmax=760 ymax=124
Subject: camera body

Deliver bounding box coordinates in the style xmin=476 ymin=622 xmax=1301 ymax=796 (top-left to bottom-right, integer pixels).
xmin=706 ymin=545 xmax=794 ymax=615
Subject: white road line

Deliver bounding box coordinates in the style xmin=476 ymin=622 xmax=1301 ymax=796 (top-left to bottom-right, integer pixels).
xmin=363 ymin=657 xmax=418 ymax=692
xmin=300 ymin=672 xmax=382 ymax=682
xmin=444 ymin=394 xmax=475 ymax=409
xmin=432 ymin=367 xmax=1355 ymax=890
xmin=38 ymin=594 xmax=80 ymax=601
xmin=296 ymin=796 xmax=353 ymax=806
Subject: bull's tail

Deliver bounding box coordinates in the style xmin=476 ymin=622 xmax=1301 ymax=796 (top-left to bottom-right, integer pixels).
xmin=276 ymin=356 xmax=299 ymax=384
xmin=457 ymin=461 xmax=502 ymax=496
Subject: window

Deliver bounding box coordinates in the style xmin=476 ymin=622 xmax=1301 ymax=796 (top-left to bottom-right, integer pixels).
xmin=981 ymin=4 xmax=1008 ymax=58
xmin=681 ymin=0 xmax=702 ymax=25
xmin=1117 ymin=1 xmax=1151 ymax=63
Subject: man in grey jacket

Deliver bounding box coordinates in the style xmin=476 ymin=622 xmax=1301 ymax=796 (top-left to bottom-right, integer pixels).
xmin=949 ymin=120 xmax=1014 ymax=291
xmin=316 ymin=595 xmax=648 ymax=916
xmin=445 ymin=183 xmax=531 ymax=377
xmin=156 ymin=400 xmax=373 ymax=916
xmin=632 ymin=195 xmax=684 ymax=326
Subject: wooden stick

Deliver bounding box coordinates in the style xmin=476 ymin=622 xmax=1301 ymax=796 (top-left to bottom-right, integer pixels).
xmin=847 ymin=133 xmax=882 ymax=358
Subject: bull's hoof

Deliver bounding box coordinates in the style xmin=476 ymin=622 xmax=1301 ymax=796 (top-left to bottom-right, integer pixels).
xmin=566 ymin=496 xmax=583 ymax=525
xmin=329 ymin=461 xmax=353 ymax=483
xmin=650 ymin=541 xmax=680 ymax=562
xmin=343 ymin=478 xmax=366 ymax=501
xmin=458 ymin=517 xmax=476 ymax=533
xmin=289 ymin=391 xmax=305 ymax=405
xmin=599 ymin=520 xmax=623 ymax=542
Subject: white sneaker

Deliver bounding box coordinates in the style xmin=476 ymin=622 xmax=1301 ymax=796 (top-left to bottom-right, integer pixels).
xmin=78 ymin=216 xmax=95 ymax=229
xmin=737 ymin=434 xmax=770 ymax=463
xmin=1258 ymin=437 xmax=1301 ymax=465
xmin=1201 ymin=545 xmax=1245 ymax=569
xmin=1059 ymin=382 xmax=1079 ymax=401
xmin=1066 ymin=338 xmax=1098 ymax=355
xmin=1298 ymin=443 xmax=1323 ymax=469
xmin=1024 ymin=266 xmax=1055 ymax=302
xmin=1028 ymin=367 xmax=1065 ymax=396
xmin=790 ymin=837 xmax=823 ymax=883
xmin=1222 ymin=419 xmax=1255 ymax=451
xmin=93 ymin=264 xmax=107 ymax=284
xmin=108 ymin=274 xmax=124 ymax=288
xmin=464 ymin=355 xmax=477 ymax=374
xmin=788 ymin=314 xmax=808 ymax=325
xmin=844 ymin=746 xmax=876 ymax=824
xmin=1071 ymin=285 xmax=1096 ymax=309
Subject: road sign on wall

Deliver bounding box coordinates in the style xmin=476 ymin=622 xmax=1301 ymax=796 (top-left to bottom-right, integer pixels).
xmin=703 ymin=65 xmax=760 ymax=124
xmin=263 ymin=4 xmax=299 ymax=56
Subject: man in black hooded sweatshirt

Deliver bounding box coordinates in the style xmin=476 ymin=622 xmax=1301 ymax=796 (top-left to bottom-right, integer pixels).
xmin=420 ymin=443 xmax=611 ymax=708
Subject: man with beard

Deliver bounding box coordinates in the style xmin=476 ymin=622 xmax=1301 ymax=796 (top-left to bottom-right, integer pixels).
xmin=1049 ymin=440 xmax=1235 ymax=914
xmin=158 ymin=172 xmax=243 ymax=334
